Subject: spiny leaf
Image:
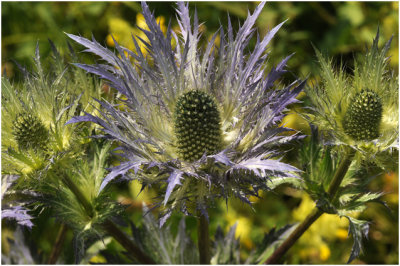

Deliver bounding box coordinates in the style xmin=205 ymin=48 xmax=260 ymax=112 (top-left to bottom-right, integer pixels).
xmin=2 ymin=206 xmax=34 ymax=228
xmin=338 ymin=192 xmax=383 ymax=214
xmin=211 ymin=224 xmax=241 ymax=264
xmin=267 ymin=176 xmax=303 ymax=190
xmin=232 ymin=157 xmax=300 ymax=177
xmin=344 ymin=216 xmax=369 ymax=264
xmin=100 ymin=161 xmax=144 ymax=193
xmin=164 ymin=170 xmax=184 ymax=205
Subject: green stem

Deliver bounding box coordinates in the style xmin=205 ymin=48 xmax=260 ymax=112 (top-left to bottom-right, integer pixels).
xmin=327 ymin=148 xmax=356 ymax=199
xmin=61 ymin=175 xmax=93 ymax=217
xmin=265 ymin=147 xmax=356 ymax=264
xmin=47 ymin=223 xmax=68 ymax=264
xmin=61 ymin=175 xmax=155 ymax=264
xmin=102 ymin=220 xmax=156 ymax=264
xmin=197 ymin=214 xmax=211 ymax=264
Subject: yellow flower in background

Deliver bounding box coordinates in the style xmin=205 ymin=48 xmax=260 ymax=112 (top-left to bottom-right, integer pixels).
xmin=89 ymin=255 xmax=107 ymax=264
xmin=319 ymin=243 xmax=331 ymax=261
xmin=128 ymin=179 xmax=157 ymax=204
xmin=106 ymin=17 xmax=134 ymax=47
xmin=293 ymin=194 xmax=350 ymax=262
xmin=248 ymin=190 xmax=264 ymax=203
xmin=335 ymin=228 xmax=349 ymax=241
xmin=225 ymin=207 xmax=253 ymax=249
xmin=106 ymin=13 xmax=167 ymax=57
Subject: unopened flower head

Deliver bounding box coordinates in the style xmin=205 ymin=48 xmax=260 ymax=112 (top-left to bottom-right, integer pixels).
xmin=2 ymin=44 xmax=121 ymax=233
xmin=307 ymin=31 xmax=398 ymax=168
xmin=68 ymin=2 xmax=305 ymax=224
xmin=1 ymin=47 xmax=97 ymax=176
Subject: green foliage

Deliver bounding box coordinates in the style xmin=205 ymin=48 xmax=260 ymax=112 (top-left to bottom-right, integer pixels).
xmin=291 ymin=125 xmax=391 ymax=263
xmin=1 ymin=2 xmax=398 ymax=264
xmin=130 ymin=207 xmax=199 ymax=264
xmin=1 ymin=43 xmax=122 ymax=263
xmin=343 ymin=216 xmax=369 ymax=264
xmin=44 ymin=142 xmax=124 ymax=235
xmin=212 ymin=224 xmax=241 ymax=264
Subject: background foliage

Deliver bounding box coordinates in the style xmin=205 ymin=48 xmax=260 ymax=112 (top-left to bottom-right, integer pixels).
xmin=2 ymin=1 xmax=398 ymax=264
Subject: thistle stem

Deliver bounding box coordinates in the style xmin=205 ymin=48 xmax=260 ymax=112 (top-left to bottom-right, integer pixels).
xmin=197 ymin=214 xmax=211 ymax=264
xmin=327 ymin=148 xmax=356 ymax=198
xmin=265 ymin=147 xmax=356 ymax=264
xmin=61 ymin=175 xmax=155 ymax=264
xmin=47 ymin=223 xmax=68 ymax=264
xmin=102 ymin=220 xmax=156 ymax=264
xmin=61 ymin=175 xmax=93 ymax=217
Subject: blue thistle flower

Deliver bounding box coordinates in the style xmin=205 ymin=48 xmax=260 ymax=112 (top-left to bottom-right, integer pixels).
xmin=67 ymin=2 xmax=305 ymax=225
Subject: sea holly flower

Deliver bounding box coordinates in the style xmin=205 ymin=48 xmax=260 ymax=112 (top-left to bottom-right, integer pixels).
xmin=67 ymin=2 xmax=305 ymax=224
xmin=306 ymin=31 xmax=398 ymax=169
xmin=266 ymin=32 xmax=398 ymax=264
xmin=1 ymin=42 xmax=123 ymax=238
xmin=1 ymin=41 xmax=102 ymax=177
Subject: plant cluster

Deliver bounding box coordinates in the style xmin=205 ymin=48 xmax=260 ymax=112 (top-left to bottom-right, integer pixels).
xmin=2 ymin=2 xmax=398 ymax=264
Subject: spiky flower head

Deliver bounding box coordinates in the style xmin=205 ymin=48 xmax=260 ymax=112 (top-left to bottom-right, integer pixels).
xmin=342 ymin=89 xmax=383 ymax=141
xmin=67 ymin=2 xmax=305 ymax=224
xmin=306 ymin=31 xmax=398 ymax=169
xmin=12 ymin=112 xmax=49 ymax=151
xmin=174 ymin=90 xmax=222 ymax=161
xmin=1 ymin=42 xmax=122 ymax=238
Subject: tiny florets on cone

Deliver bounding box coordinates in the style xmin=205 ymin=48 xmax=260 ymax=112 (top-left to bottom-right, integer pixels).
xmin=12 ymin=112 xmax=49 ymax=151
xmin=342 ymin=89 xmax=382 ymax=141
xmin=174 ymin=90 xmax=222 ymax=162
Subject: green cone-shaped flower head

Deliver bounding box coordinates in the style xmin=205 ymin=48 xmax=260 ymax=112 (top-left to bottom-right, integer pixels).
xmin=174 ymin=90 xmax=222 ymax=161
xmin=342 ymin=89 xmax=383 ymax=141
xmin=12 ymin=112 xmax=48 ymax=151
xmin=307 ymin=31 xmax=398 ymax=169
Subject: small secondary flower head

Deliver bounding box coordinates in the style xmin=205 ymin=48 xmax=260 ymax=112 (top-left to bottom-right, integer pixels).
xmin=306 ymin=30 xmax=398 ymax=168
xmin=1 ymin=43 xmax=120 ymax=235
xmin=12 ymin=112 xmax=49 ymax=151
xmin=67 ymin=2 xmax=305 ymax=224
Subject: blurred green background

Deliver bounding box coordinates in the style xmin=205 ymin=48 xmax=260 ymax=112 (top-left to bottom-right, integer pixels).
xmin=2 ymin=1 xmax=398 ymax=264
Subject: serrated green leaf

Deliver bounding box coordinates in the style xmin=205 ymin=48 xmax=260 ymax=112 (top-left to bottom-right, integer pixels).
xmin=338 ymin=192 xmax=383 ymax=215
xmin=211 ymin=224 xmax=241 ymax=264
xmin=343 ymin=216 xmax=369 ymax=264
xmin=267 ymin=176 xmax=302 ymax=190
xmin=133 ymin=206 xmax=198 ymax=264
xmin=173 ymin=218 xmax=199 ymax=264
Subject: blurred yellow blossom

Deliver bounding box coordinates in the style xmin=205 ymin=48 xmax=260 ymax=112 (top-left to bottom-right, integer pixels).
xmin=89 ymin=255 xmax=107 ymax=264
xmin=225 ymin=207 xmax=253 ymax=249
xmin=106 ymin=13 xmax=167 ymax=56
xmin=292 ymin=194 xmax=350 ymax=262
xmin=335 ymin=228 xmax=349 ymax=241
xmin=319 ymin=243 xmax=331 ymax=261
xmin=248 ymin=190 xmax=264 ymax=203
